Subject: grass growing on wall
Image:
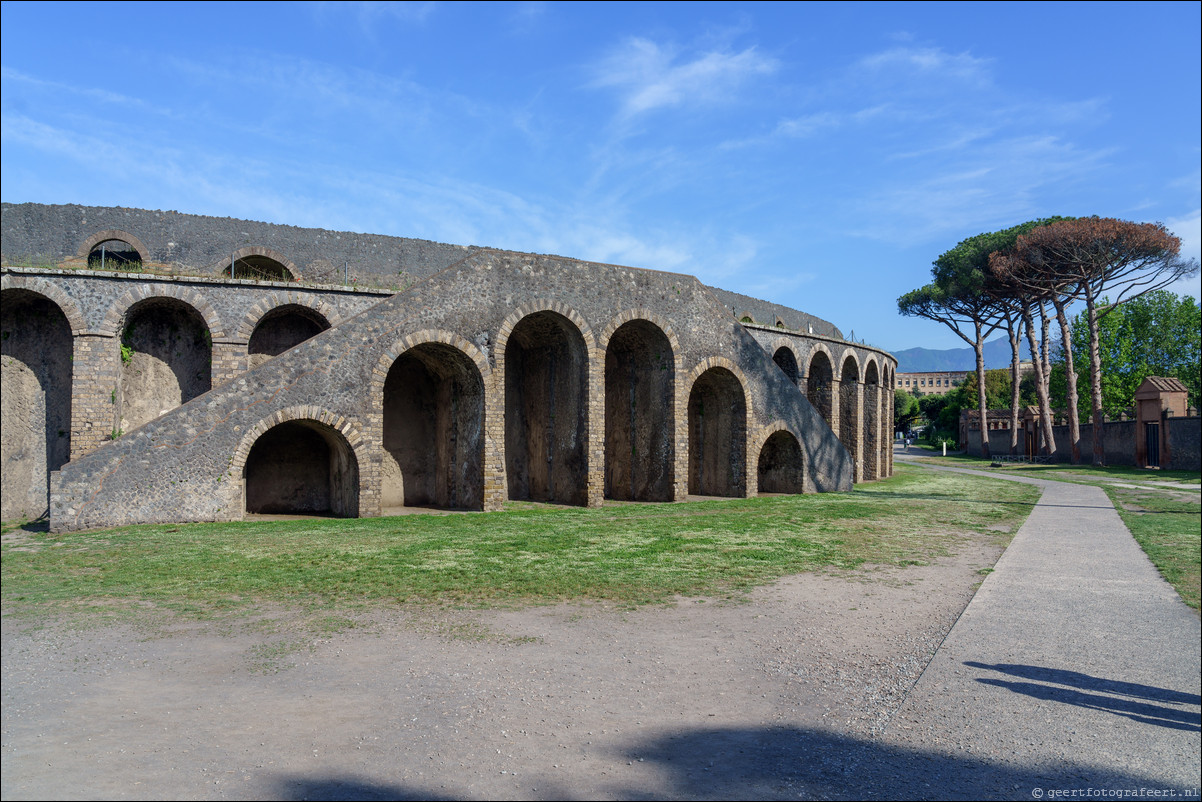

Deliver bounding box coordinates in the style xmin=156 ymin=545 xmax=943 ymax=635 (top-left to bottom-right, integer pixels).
xmin=1 ymin=466 xmax=1038 ymax=616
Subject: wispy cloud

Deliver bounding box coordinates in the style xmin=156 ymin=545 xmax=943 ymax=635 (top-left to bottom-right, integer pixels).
xmin=590 ymin=37 xmax=777 ymax=121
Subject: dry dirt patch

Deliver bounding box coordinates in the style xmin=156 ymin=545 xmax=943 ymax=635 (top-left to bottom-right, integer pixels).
xmin=2 ymin=536 xmax=1001 ymax=801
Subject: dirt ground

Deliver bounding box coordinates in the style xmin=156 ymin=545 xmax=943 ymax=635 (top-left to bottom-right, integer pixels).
xmin=2 ymin=535 xmax=1004 ymax=801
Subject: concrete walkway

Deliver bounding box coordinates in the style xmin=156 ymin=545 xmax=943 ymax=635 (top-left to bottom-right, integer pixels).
xmin=871 ymin=451 xmax=1201 ymax=798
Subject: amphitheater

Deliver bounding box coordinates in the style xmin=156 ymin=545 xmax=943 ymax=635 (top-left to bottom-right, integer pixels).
xmin=1 ymin=203 xmax=896 ymax=532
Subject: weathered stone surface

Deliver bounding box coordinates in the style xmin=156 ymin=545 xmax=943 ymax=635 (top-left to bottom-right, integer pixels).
xmin=2 ymin=204 xmax=897 ymax=530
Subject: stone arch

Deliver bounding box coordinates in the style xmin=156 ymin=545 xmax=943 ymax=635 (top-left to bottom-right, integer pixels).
xmin=0 ymin=274 xmax=88 ymax=334
xmin=863 ymin=359 xmax=882 ymax=481
xmin=236 ymin=293 xmax=339 ymax=341
xmin=839 ymin=353 xmax=861 ymax=479
xmin=215 ymin=246 xmax=301 ymax=282
xmin=757 ymin=424 xmax=804 ymax=495
xmin=686 ymin=359 xmax=749 ymax=497
xmin=603 ymin=316 xmax=676 ymax=502
xmin=806 ymin=348 xmax=835 ymax=431
xmin=772 ymin=345 xmax=801 ymax=386
xmin=100 ymin=284 xmax=225 ymax=339
xmin=501 ymin=306 xmax=592 ymax=506
xmin=116 ymin=295 xmax=213 ymax=433
xmin=1 ymin=288 xmax=73 ymax=520
xmin=77 ymin=229 xmax=150 ymax=266
xmin=236 ymin=411 xmax=362 ymax=518
xmin=247 ymin=304 xmax=332 ymax=369
xmin=378 ymin=338 xmax=486 ymax=511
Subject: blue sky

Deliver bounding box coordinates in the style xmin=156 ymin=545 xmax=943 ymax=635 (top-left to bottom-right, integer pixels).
xmin=2 ymin=1 xmax=1199 ymax=351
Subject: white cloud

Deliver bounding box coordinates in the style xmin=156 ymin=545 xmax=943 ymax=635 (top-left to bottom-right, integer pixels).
xmin=590 ymin=37 xmax=777 ymax=120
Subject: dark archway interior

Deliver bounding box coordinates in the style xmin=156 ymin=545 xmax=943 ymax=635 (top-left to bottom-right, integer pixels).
xmin=119 ymin=298 xmax=212 ymax=433
xmin=863 ymin=363 xmax=881 ymax=481
xmin=505 ymin=311 xmax=588 ymax=506
xmin=244 ymin=420 xmax=359 ymax=516
xmin=688 ymin=367 xmax=746 ymax=497
xmin=88 ymin=239 xmax=141 ymax=269
xmin=758 ymin=430 xmax=804 ymax=494
xmin=0 ymin=290 xmax=73 ymax=521
xmin=807 ymin=352 xmax=834 ymax=429
xmin=225 ymin=255 xmax=292 ymax=281
xmin=773 ymin=347 xmax=800 ymax=386
xmin=605 ymin=320 xmax=674 ymax=501
xmin=840 ymin=358 xmax=860 ymax=472
xmin=382 ymin=343 xmax=485 ymax=510
xmin=248 ymin=306 xmax=329 ymax=368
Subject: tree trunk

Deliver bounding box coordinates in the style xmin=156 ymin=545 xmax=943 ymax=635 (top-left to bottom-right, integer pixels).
xmin=973 ymin=321 xmax=990 ymax=459
xmin=1006 ymin=312 xmax=1021 ymax=455
xmin=1052 ymin=295 xmax=1082 ymax=464
xmin=1021 ymin=301 xmax=1056 ymax=456
xmin=1085 ymin=287 xmax=1106 ymax=465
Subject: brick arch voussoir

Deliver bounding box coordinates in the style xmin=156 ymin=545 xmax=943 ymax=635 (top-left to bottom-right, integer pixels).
xmin=368 ymin=329 xmax=491 ymax=420
xmin=212 ymin=246 xmax=302 ymax=281
xmin=77 ymin=229 xmax=151 ymax=264
xmin=685 ymin=356 xmax=752 ymax=414
xmin=495 ymin=301 xmax=599 ymax=364
xmin=804 ymin=342 xmax=837 ymax=377
xmin=755 ymin=419 xmax=803 ymax=455
xmin=1 ymin=275 xmax=89 ymax=335
xmin=99 ymin=285 xmax=226 ymax=339
xmin=230 ymin=406 xmax=366 ymax=481
xmin=838 ymin=348 xmax=862 ymax=382
xmin=864 ymin=356 xmax=881 ymax=385
xmin=237 ymin=293 xmax=338 ymax=341
xmin=599 ymin=309 xmax=682 ymax=368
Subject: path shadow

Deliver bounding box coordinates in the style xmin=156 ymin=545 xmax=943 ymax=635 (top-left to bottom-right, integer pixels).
xmin=967 ymin=662 xmax=1201 ymax=732
xmin=965 ymin=662 xmax=1202 ymax=705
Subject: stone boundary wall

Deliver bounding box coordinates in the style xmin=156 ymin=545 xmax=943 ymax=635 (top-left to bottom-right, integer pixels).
xmin=48 ymin=250 xmax=865 ymax=531
xmin=966 ymin=416 xmax=1201 ymax=471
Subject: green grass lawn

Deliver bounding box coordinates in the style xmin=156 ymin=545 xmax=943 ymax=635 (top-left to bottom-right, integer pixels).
xmin=901 ymin=452 xmax=1201 ymax=609
xmin=1 ymin=465 xmax=1039 ymax=618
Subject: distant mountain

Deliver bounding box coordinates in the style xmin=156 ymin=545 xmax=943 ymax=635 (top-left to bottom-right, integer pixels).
xmin=892 ymin=337 xmax=1031 ymax=373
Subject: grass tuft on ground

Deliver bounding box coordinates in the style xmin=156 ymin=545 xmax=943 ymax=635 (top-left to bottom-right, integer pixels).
xmin=2 ymin=466 xmax=1039 ymax=617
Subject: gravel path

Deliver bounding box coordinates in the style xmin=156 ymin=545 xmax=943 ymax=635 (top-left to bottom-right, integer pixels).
xmin=3 ymin=456 xmax=1198 ymax=800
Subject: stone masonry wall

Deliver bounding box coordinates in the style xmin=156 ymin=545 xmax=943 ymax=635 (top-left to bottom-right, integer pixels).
xmin=49 ymin=250 xmax=865 ymax=531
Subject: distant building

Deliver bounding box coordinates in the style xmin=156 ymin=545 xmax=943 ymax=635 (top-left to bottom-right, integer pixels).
xmin=897 ymin=361 xmax=1036 ymax=397
xmin=895 ymin=370 xmax=964 ymax=396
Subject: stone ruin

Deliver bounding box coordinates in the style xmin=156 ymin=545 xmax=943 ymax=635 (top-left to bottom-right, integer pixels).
xmin=0 ymin=203 xmax=896 ymax=530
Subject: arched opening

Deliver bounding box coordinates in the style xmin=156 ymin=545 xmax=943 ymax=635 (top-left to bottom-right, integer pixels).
xmin=863 ymin=362 xmax=881 ymax=481
xmin=807 ymin=351 xmax=834 ymax=430
xmin=224 ymin=255 xmax=293 ymax=281
xmin=88 ymin=238 xmax=142 ymax=270
xmin=505 ymin=311 xmax=588 ymax=506
xmin=772 ymin=347 xmax=800 ymax=386
xmin=688 ymin=367 xmax=746 ymax=497
xmin=605 ymin=320 xmax=674 ymax=502
xmin=248 ymin=305 xmax=330 ymax=369
xmin=382 ymin=343 xmax=485 ymax=511
xmin=840 ymin=356 xmax=860 ymax=477
xmin=758 ymin=430 xmax=804 ymax=494
xmin=1 ymin=290 xmax=73 ymax=521
xmin=118 ymin=298 xmax=212 ymax=433
xmin=244 ymin=419 xmax=360 ymax=516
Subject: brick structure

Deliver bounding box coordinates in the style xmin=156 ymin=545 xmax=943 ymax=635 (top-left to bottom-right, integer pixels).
xmin=1 ymin=204 xmax=897 ymax=529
